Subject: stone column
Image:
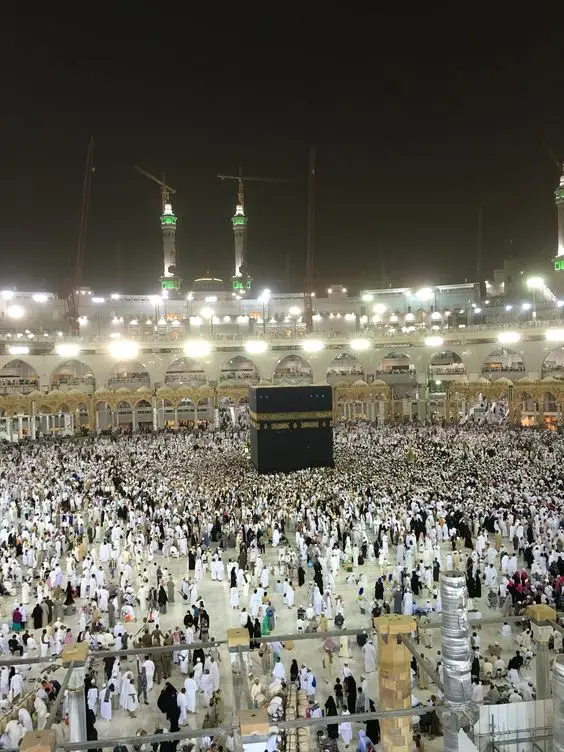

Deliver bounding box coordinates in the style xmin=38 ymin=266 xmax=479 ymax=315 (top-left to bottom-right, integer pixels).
xmin=17 ymin=415 xmax=23 ymax=439
xmin=526 ymin=604 xmax=557 ymax=700
xmin=30 ymin=401 xmax=36 ymax=439
xmin=553 ymin=654 xmax=564 ymax=752
xmin=440 ymin=571 xmax=473 ymax=752
xmin=61 ymin=642 xmax=89 ymax=750
xmin=132 ymin=408 xmax=138 ymax=432
xmin=374 ymin=614 xmax=416 ymax=752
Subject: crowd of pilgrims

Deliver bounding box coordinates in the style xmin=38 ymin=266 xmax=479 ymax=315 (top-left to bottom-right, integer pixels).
xmin=0 ymin=422 xmax=563 ymax=749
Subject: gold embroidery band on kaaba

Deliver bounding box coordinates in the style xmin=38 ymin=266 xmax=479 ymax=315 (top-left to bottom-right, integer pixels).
xmin=249 ymin=410 xmax=333 ymax=421
xmin=250 ymin=417 xmax=332 ymax=430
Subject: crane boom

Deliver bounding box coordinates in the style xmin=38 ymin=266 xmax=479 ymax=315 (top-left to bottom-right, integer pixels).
xmin=67 ymin=137 xmax=95 ymax=337
xmin=217 ymin=174 xmax=289 ymax=183
xmin=134 ymin=165 xmax=176 ymax=211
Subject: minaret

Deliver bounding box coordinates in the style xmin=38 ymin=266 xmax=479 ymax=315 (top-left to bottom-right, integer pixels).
xmin=231 ymin=175 xmax=252 ymax=293
xmin=555 ymin=165 xmax=564 ymax=270
xmin=160 ymin=198 xmax=181 ymax=292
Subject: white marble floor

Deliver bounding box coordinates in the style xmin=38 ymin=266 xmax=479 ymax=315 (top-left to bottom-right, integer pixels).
xmin=1 ymin=535 xmax=542 ymax=751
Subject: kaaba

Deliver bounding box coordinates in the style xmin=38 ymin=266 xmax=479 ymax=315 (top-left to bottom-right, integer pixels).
xmin=249 ymin=385 xmax=334 ymax=473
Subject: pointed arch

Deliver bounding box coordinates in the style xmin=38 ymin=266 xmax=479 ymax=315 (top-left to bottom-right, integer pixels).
xmin=108 ymin=361 xmax=151 ymax=390
xmin=377 ymin=351 xmax=415 ymax=374
xmin=542 ymin=346 xmax=564 ymax=380
xmin=273 ymin=354 xmax=313 ymax=385
xmin=219 ymin=355 xmax=260 ymax=386
xmin=482 ymin=348 xmax=525 ymax=379
xmin=165 ymin=357 xmax=207 ymax=388
xmin=326 ymin=352 xmax=365 ymax=384
xmin=50 ymin=359 xmax=95 ymax=392
xmin=0 ymin=359 xmax=39 ymax=394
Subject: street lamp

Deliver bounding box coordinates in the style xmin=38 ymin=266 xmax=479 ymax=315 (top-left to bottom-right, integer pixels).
xmin=526 ymin=277 xmax=544 ymax=320
xmin=258 ymin=289 xmax=271 ymax=334
xmin=200 ymin=307 xmax=214 ymax=336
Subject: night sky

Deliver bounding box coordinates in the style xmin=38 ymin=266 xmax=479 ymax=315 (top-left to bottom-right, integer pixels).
xmin=1 ymin=8 xmax=563 ymax=294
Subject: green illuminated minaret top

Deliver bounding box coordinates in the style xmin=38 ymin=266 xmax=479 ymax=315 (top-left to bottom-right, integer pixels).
xmin=160 ymin=201 xmax=180 ymax=292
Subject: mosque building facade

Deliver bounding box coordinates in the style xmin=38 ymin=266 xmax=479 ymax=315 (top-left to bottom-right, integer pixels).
xmin=1 ymin=166 xmax=564 ymax=437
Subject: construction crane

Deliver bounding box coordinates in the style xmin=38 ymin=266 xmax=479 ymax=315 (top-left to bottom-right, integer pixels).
xmin=67 ymin=137 xmax=95 ymax=337
xmin=218 ymin=167 xmax=288 ymax=290
xmin=134 ymin=166 xmax=180 ymax=290
xmin=134 ymin=165 xmax=177 ymax=212
xmin=304 ymin=147 xmax=316 ymax=333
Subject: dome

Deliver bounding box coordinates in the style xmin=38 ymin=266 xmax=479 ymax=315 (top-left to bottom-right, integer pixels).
xmin=156 ymin=386 xmax=175 ymax=397
xmin=495 ymin=377 xmax=514 ymax=386
xmin=192 ymin=275 xmax=225 ymax=293
xmin=68 ymin=388 xmax=85 ymax=395
xmin=95 ymin=387 xmax=111 ymax=395
xmin=136 ymin=386 xmax=152 ymax=394
xmin=28 ymin=390 xmax=42 ymax=399
xmin=372 ymin=379 xmax=387 ymax=386
xmin=115 ymin=387 xmax=132 ymax=394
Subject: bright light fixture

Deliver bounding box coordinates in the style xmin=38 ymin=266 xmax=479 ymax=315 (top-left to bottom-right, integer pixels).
xmin=416 ymin=287 xmax=434 ymax=301
xmin=92 ymin=297 xmax=105 ymax=303
xmin=1 ymin=290 xmax=14 ymax=300
xmin=8 ymin=345 xmax=29 ymax=355
xmin=108 ymin=340 xmax=139 ymax=360
xmin=430 ymin=311 xmax=442 ymax=320
xmin=521 ymin=302 xmax=531 ymax=311
xmin=424 ymin=336 xmax=444 ymax=347
xmin=32 ymin=293 xmax=48 ymax=303
xmin=184 ymin=341 xmax=211 ymax=357
xmin=361 ymin=293 xmax=374 ymax=302
xmin=199 ymin=307 xmax=213 ymax=319
xmin=245 ymin=340 xmax=268 ymax=354
xmin=405 ymin=312 xmax=415 ymax=322
xmin=497 ymin=331 xmax=521 ymax=344
xmin=289 ymin=306 xmax=301 ymax=316
xmin=55 ymin=343 xmax=80 ymax=357
xmin=302 ymin=339 xmax=324 ymax=352
xmin=129 ymin=319 xmax=138 ymax=326
xmin=258 ymin=289 xmax=271 ymax=303
xmin=558 ymin=301 xmax=564 ymax=308
xmin=7 ymin=305 xmax=24 ymax=319
xmin=373 ymin=303 xmax=386 ymax=315
xmin=545 ymin=329 xmax=564 ymax=342
xmin=148 ymin=294 xmax=160 ymax=304
xmin=204 ymin=295 xmax=218 ymax=303
xmin=505 ymin=304 xmax=513 ymax=312
xmin=526 ymin=276 xmax=544 ymax=289
xmin=111 ymin=293 xmax=121 ymax=300
xmin=350 ymin=338 xmax=370 ymax=351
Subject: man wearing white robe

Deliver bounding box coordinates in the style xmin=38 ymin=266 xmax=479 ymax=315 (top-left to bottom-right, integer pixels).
xmin=286 ymin=583 xmax=295 ymax=608
xmin=177 ymin=688 xmax=189 ymax=725
xmin=99 ymin=684 xmax=112 ymax=721
xmin=87 ymin=685 xmax=98 ymax=715
xmin=208 ymin=657 xmax=220 ymax=692
xmin=272 ymin=657 xmax=286 ymax=681
xmin=363 ymin=642 xmax=376 ymax=674
xmin=199 ymin=669 xmax=213 ymax=707
xmin=184 ymin=674 xmax=197 ymax=713
xmin=142 ymin=658 xmax=155 ymax=691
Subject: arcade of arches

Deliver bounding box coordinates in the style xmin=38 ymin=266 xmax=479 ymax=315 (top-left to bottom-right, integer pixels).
xmin=2 ymin=350 xmax=564 ymax=437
